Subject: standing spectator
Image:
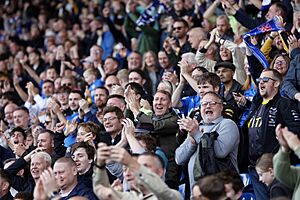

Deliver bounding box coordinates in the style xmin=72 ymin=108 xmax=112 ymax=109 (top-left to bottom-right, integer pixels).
xmin=128 ymin=90 xmax=180 ymax=189
xmin=175 ymin=92 xmax=239 ymax=194
xmin=176 ymin=92 xmax=239 ymax=195
xmin=241 ymin=69 xmax=300 ymax=199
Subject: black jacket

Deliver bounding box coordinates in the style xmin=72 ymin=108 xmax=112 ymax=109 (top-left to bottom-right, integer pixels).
xmin=269 ymin=179 xmax=293 ymax=199
xmin=241 ymin=93 xmax=300 ymax=166
xmin=78 ymin=164 xmax=93 ymax=188
xmin=4 ymin=157 xmax=35 ymax=193
xmin=0 ymin=192 xmax=13 ymax=200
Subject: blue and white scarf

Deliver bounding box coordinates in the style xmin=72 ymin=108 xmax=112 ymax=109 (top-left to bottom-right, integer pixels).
xmin=261 ymin=0 xmax=272 ymax=11
xmin=243 ymin=16 xmax=285 ymax=68
xmin=136 ymin=0 xmax=169 ymax=26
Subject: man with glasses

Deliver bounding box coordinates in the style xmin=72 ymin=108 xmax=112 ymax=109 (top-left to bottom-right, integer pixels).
xmin=102 ymin=106 xmax=123 ymax=145
xmin=240 ymin=69 xmax=300 ymax=200
xmin=176 ymin=91 xmax=239 ymax=197
xmin=165 ymin=19 xmax=192 ymax=57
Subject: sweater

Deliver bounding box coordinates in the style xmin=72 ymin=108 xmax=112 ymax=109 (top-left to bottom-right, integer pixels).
xmin=273 ymin=147 xmax=300 ymax=200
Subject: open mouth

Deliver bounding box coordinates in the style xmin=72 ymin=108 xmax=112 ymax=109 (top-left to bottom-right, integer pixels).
xmin=31 ymin=169 xmax=39 ymax=175
xmin=155 ymin=105 xmax=163 ymax=111
xmin=105 ymin=124 xmax=113 ymax=129
xmin=260 ymin=85 xmax=266 ymax=91
xmin=205 ymin=110 xmax=213 ymax=114
xmin=75 ymin=162 xmax=81 ymax=167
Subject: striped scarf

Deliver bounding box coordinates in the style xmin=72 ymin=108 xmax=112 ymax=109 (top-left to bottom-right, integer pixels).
xmin=243 ymin=16 xmax=285 ymax=68
xmin=136 ymin=0 xmax=169 ymax=26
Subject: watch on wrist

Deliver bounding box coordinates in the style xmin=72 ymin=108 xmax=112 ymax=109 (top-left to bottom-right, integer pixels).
xmin=95 ymin=163 xmax=106 ymax=169
xmin=49 ymin=190 xmax=60 ymax=199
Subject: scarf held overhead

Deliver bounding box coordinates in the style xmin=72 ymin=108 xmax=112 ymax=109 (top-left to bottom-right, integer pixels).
xmin=136 ymin=0 xmax=169 ymax=27
xmin=243 ymin=16 xmax=285 ymax=68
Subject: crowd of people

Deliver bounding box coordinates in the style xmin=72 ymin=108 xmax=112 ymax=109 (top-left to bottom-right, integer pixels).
xmin=1 ymin=0 xmax=300 ymax=199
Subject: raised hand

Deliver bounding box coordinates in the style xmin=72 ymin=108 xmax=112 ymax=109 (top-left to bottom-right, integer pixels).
xmin=48 ymin=98 xmax=61 ymax=113
xmin=276 ymin=124 xmax=289 ymax=152
xmin=33 ymin=179 xmax=48 ymax=200
xmin=14 ymin=143 xmax=27 ymax=157
xmin=64 ymin=120 xmax=78 ymax=136
xmin=96 ymin=143 xmax=111 ymax=166
xmin=121 ymin=118 xmax=135 ymax=137
xmin=109 ymin=146 xmax=132 ymax=166
xmin=26 ymin=82 xmax=35 ymax=97
xmin=178 ymin=60 xmax=189 ymax=75
xmin=288 ymin=34 xmax=300 ymax=55
xmin=40 ymin=167 xmax=60 ymax=198
xmin=55 ymin=122 xmax=65 ymax=134
xmin=178 ymin=117 xmax=200 ymax=144
xmin=282 ymin=127 xmax=300 ymax=152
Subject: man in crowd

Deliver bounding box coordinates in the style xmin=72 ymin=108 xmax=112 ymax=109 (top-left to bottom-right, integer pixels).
xmin=4 ymin=151 xmax=52 ymax=193
xmin=93 ymin=143 xmax=182 ymax=200
xmin=241 ymin=69 xmax=300 ymax=199
xmin=53 ymin=157 xmax=98 ymax=200
xmin=176 ymin=92 xmax=239 ymax=195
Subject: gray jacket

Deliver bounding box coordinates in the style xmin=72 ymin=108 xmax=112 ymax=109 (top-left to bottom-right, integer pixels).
xmin=175 ymin=116 xmax=239 ymax=194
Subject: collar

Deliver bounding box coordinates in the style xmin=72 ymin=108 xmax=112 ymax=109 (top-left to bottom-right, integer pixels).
xmin=200 ymin=116 xmax=223 ymax=125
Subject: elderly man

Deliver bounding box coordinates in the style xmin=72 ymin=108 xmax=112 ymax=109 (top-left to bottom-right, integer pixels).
xmin=4 ymin=151 xmax=52 ymax=193
xmin=176 ymin=92 xmax=239 ymax=195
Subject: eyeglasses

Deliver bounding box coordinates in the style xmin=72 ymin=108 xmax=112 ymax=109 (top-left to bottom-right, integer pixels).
xmin=103 ymin=116 xmax=118 ymax=122
xmin=275 ymin=60 xmax=287 ymax=65
xmin=201 ymin=101 xmax=222 ymax=107
xmin=256 ymin=77 xmax=277 ymax=83
xmin=173 ymin=26 xmax=183 ymax=30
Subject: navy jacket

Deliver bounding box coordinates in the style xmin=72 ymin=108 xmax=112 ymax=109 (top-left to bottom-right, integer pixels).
xmin=60 ymin=182 xmax=98 ymax=200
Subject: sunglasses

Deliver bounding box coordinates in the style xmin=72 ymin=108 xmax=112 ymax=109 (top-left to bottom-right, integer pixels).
xmin=173 ymin=26 xmax=183 ymax=30
xmin=256 ymin=77 xmax=277 ymax=83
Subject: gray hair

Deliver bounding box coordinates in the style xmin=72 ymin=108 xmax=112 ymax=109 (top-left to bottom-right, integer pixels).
xmin=31 ymin=151 xmax=52 ymax=166
xmin=181 ymin=52 xmax=197 ymax=65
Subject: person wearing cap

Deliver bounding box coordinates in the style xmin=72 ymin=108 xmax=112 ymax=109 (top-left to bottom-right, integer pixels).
xmin=195 ymin=28 xmax=246 ymax=85
xmin=214 ymin=61 xmax=243 ymax=122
